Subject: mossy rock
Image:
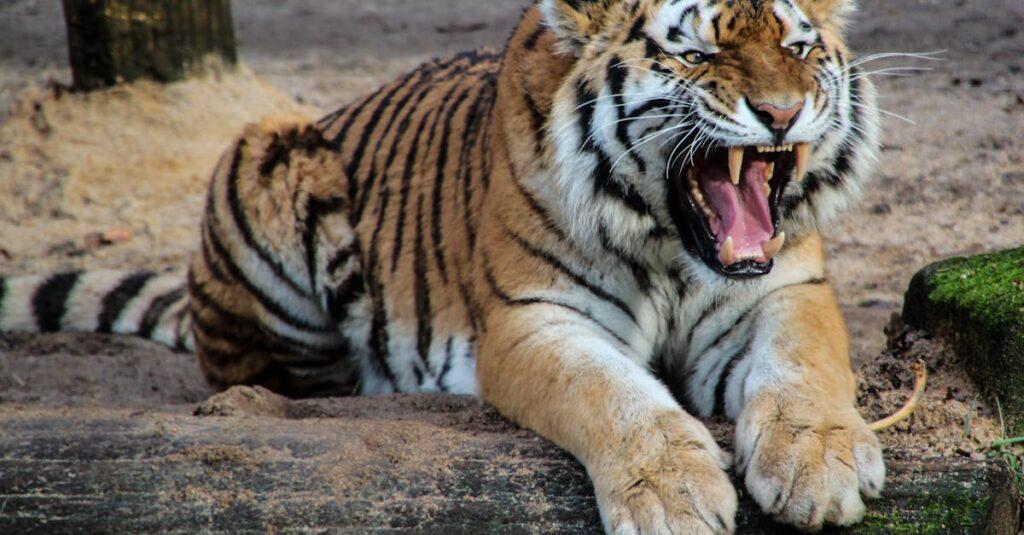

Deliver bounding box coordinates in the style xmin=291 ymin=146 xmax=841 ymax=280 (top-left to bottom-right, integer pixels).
xmin=903 ymin=247 xmax=1024 ymax=435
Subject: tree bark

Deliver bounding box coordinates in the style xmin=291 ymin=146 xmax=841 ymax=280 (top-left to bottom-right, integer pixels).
xmin=0 ymin=388 xmax=1019 ymax=533
xmin=61 ymin=0 xmax=237 ymax=90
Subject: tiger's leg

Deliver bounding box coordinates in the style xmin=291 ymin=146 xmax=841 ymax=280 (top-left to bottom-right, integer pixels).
xmin=727 ymin=236 xmax=885 ymax=530
xmin=478 ymin=306 xmax=737 ymax=535
xmin=190 ymin=115 xmax=362 ymax=397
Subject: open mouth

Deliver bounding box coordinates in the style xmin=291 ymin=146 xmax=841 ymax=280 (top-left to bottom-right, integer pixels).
xmin=667 ymin=142 xmax=810 ymax=278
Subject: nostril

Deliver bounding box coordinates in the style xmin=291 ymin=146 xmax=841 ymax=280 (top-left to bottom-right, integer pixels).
xmin=751 ymin=101 xmax=804 ymax=131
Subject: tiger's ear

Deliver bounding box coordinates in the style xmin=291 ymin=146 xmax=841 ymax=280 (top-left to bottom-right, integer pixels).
xmin=539 ymin=0 xmax=618 ymax=53
xmin=798 ymin=0 xmax=857 ymax=31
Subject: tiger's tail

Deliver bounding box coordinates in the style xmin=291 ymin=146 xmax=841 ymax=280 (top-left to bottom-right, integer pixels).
xmin=0 ymin=269 xmax=193 ymax=352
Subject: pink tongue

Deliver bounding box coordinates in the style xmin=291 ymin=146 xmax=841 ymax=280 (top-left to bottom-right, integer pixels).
xmin=701 ymin=161 xmax=773 ymax=260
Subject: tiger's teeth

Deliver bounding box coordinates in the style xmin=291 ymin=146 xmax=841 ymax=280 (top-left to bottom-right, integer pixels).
xmin=719 ymin=236 xmax=736 ymax=265
xmin=765 ymin=162 xmax=775 ymax=182
xmin=728 ymin=146 xmax=744 ymax=186
xmin=794 ymin=142 xmax=810 ymax=182
xmin=762 ymin=232 xmax=786 ymax=260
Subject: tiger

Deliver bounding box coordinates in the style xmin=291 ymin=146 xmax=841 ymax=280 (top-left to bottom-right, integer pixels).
xmin=0 ymin=0 xmax=885 ymax=532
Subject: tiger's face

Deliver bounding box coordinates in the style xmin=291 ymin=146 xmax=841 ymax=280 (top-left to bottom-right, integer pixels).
xmin=542 ymin=0 xmax=877 ymax=278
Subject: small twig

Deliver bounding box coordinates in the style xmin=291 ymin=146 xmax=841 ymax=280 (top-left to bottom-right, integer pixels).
xmin=869 ymin=360 xmax=928 ymax=432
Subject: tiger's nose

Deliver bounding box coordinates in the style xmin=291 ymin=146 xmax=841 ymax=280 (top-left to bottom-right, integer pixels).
xmin=751 ymin=100 xmax=804 ymax=131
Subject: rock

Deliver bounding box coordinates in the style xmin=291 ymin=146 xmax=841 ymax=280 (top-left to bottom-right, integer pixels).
xmin=0 ymin=396 xmax=1018 ymax=533
xmin=903 ymin=247 xmax=1024 ymax=435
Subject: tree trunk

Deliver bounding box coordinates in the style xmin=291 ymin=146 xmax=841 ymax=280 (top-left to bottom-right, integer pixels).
xmin=61 ymin=0 xmax=237 ymax=90
xmin=0 ymin=388 xmax=1019 ymax=533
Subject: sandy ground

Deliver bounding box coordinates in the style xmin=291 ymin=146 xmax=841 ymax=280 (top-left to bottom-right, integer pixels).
xmin=0 ymin=0 xmax=1022 ymax=466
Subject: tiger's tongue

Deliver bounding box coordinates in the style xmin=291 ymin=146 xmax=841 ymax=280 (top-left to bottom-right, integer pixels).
xmin=700 ymin=161 xmax=773 ymax=260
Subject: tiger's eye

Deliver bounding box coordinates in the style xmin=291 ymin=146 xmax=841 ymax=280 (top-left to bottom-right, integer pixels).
xmin=787 ymin=43 xmax=810 ymax=58
xmin=682 ymin=50 xmax=710 ymax=65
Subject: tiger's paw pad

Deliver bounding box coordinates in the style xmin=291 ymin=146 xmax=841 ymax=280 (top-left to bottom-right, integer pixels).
xmin=737 ymin=402 xmax=885 ymax=531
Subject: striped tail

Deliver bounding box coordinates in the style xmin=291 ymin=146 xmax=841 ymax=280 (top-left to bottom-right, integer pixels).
xmin=0 ymin=270 xmax=194 ymax=352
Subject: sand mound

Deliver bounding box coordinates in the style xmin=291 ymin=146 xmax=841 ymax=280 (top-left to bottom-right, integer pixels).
xmin=0 ymin=64 xmax=315 ymax=275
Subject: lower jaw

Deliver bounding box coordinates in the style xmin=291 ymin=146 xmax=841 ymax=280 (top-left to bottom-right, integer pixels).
xmin=710 ymin=257 xmax=775 ymax=278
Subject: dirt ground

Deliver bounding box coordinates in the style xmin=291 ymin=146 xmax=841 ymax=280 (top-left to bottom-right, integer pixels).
xmin=0 ymin=0 xmax=1022 ymax=467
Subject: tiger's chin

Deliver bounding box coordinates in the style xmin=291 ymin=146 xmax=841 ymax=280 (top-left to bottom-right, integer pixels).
xmin=668 ymin=142 xmax=810 ymax=279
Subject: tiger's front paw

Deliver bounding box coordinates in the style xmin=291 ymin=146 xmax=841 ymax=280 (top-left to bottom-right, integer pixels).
xmin=736 ymin=394 xmax=885 ymax=532
xmin=594 ymin=413 xmax=738 ymax=534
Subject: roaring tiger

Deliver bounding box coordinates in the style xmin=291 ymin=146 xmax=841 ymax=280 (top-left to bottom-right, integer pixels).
xmin=1 ymin=0 xmax=884 ymax=532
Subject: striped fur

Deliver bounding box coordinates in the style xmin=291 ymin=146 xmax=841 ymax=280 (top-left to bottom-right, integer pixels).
xmin=0 ymin=270 xmax=192 ymax=351
xmin=1 ymin=2 xmax=887 ymax=532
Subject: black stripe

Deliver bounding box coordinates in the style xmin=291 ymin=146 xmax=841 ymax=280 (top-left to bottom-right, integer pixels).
xmin=507 ymin=230 xmax=637 ymax=324
xmin=224 ymin=140 xmax=310 ymax=297
xmin=302 ymin=195 xmax=347 ymax=303
xmin=689 ymin=296 xmax=727 ymax=350
xmin=626 ymin=15 xmax=646 ymax=42
xmin=644 ymin=36 xmax=663 ymax=59
xmin=187 ymin=273 xmax=335 ymax=355
xmin=342 ymin=68 xmax=431 ymax=203
xmin=352 ymin=53 xmax=497 ymax=222
xmin=785 ymin=72 xmax=866 ymax=212
xmin=390 ymin=89 xmax=450 ymax=273
xmin=365 ymin=183 xmax=399 ymax=387
xmin=714 ymin=338 xmax=752 ymax=416
xmin=200 ymin=224 xmax=229 ymax=282
xmin=0 ymin=276 xmax=7 ymax=311
xmin=476 ymin=76 xmax=498 ymax=193
xmin=355 ymin=69 xmax=443 ymax=222
xmin=32 ymin=271 xmax=82 ymax=332
xmin=483 ymin=260 xmax=629 ymax=348
xmin=830 ymin=74 xmax=866 ymax=183
xmin=413 ymin=194 xmax=434 ymax=371
xmin=512 ymin=175 xmax=568 ymax=241
xmin=438 ymin=336 xmax=455 ymax=392
xmin=523 ymin=25 xmax=546 ymax=50
xmin=598 ymin=225 xmax=652 ymax=292
xmin=314 ymin=106 xmax=347 ymax=133
xmin=431 ymin=85 xmax=475 ymax=284
xmin=325 ymin=272 xmax=365 ymax=321
xmin=522 ymin=91 xmax=547 ymax=154
xmin=687 ymin=277 xmax=830 ymax=395
xmin=258 ymin=132 xmax=291 ymax=177
xmin=137 ymin=288 xmax=185 ymax=339
xmin=627 ymin=97 xmax=673 ymax=119
xmin=325 ymin=248 xmax=353 ymax=275
xmin=698 ymin=312 xmax=753 ymax=392
xmin=457 ymin=280 xmax=483 ymax=335
xmin=576 ymin=80 xmax=655 ymax=216
xmin=97 ymin=272 xmax=157 ymax=333
xmin=205 ymin=214 xmax=330 ymax=333
xmin=692 ymin=304 xmax=755 ymax=360
xmin=458 ymin=79 xmax=496 ymax=250
xmin=607 ymin=56 xmax=646 ymax=174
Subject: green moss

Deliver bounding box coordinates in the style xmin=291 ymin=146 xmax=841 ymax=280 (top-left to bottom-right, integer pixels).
xmin=855 ymin=486 xmax=991 ymax=534
xmin=926 ymin=247 xmax=1024 ymax=329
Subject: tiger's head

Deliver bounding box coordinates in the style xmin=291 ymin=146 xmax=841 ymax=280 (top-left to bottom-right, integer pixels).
xmin=535 ymin=0 xmax=879 ymax=279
